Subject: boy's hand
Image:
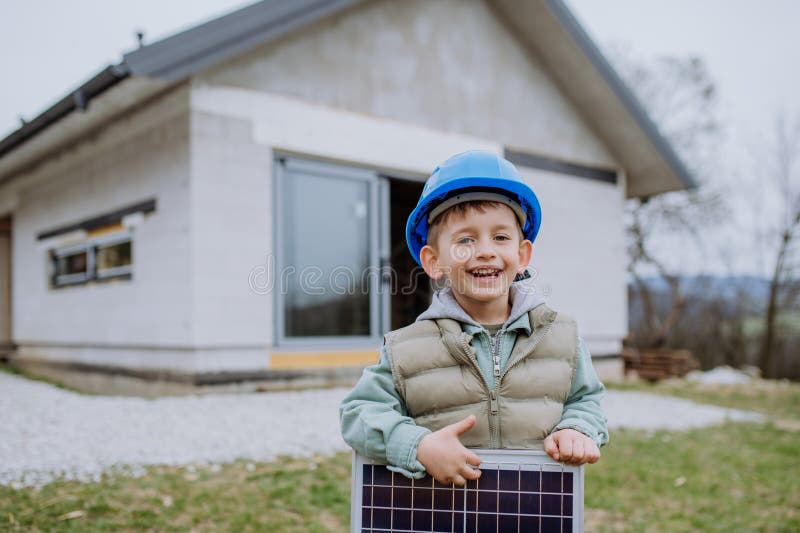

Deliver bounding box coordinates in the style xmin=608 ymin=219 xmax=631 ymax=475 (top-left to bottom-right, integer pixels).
xmin=416 ymin=415 xmax=482 ymax=486
xmin=544 ymin=428 xmax=600 ymax=465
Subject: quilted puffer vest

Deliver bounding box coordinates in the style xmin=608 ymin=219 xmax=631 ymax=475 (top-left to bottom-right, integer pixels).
xmin=385 ymin=305 xmax=578 ymax=449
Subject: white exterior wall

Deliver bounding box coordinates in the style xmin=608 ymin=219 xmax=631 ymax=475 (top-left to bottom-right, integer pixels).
xmin=0 ymin=229 xmax=10 ymax=342
xmin=5 ymin=88 xmax=196 ymax=368
xmin=189 ymin=0 xmax=626 ymax=358
xmin=188 ymin=111 xmax=273 ymax=362
xmin=198 ymin=0 xmax=616 ymax=169
xmin=191 ymin=86 xmax=626 ymax=356
xmin=189 ymin=86 xmax=497 ymax=358
xmin=521 ymin=168 xmax=627 ymax=354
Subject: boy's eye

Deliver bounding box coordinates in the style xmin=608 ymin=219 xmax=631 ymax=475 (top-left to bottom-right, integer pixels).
xmin=456 ymin=237 xmax=474 ymax=245
xmin=495 ymin=235 xmax=510 ymax=241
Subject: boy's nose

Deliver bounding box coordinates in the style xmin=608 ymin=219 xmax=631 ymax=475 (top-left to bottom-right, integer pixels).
xmin=475 ymin=239 xmax=497 ymax=259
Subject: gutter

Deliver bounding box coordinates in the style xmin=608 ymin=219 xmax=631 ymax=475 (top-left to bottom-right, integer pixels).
xmin=0 ymin=1 xmax=359 ymax=166
xmin=0 ymin=63 xmax=130 ymax=160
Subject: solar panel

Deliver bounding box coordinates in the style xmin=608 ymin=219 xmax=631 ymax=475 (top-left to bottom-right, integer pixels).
xmin=351 ymin=449 xmax=584 ymax=533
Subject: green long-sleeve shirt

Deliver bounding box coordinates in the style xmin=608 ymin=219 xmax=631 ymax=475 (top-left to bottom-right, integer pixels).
xmin=339 ymin=311 xmax=609 ymax=478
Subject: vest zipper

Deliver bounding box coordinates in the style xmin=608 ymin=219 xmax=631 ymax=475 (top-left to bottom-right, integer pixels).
xmin=489 ymin=329 xmax=505 ymax=448
xmin=457 ymin=334 xmax=499 ymax=447
xmin=490 ymin=331 xmax=502 ymax=384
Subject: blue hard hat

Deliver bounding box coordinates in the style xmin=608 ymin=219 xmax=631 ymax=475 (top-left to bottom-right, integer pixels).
xmin=406 ymin=150 xmax=542 ymax=265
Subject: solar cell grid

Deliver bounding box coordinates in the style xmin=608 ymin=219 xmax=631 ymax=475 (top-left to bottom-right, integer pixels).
xmin=351 ymin=450 xmax=584 ymax=533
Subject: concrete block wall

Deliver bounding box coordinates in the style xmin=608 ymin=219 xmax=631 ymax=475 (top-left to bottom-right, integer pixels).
xmin=198 ymin=0 xmax=616 ymax=170
xmin=192 ymin=0 xmax=627 ymax=358
xmin=8 ymin=88 xmax=195 ymax=367
xmin=521 ymin=167 xmax=627 ymax=355
xmin=189 ymin=110 xmax=273 ymax=357
xmin=191 ymin=84 xmax=626 ymax=358
xmin=0 ymin=226 xmax=9 ymax=343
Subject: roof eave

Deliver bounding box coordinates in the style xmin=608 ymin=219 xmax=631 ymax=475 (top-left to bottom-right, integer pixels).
xmin=0 ymin=64 xmax=130 ymax=160
xmin=546 ymin=0 xmax=697 ymax=192
xmin=0 ymin=0 xmax=361 ymax=165
xmin=489 ymin=0 xmax=696 ymax=198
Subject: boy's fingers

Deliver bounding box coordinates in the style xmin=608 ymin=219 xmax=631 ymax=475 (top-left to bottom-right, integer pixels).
xmin=571 ymin=438 xmax=585 ymax=464
xmin=460 ymin=463 xmax=481 ymax=481
xmin=435 ymin=474 xmax=452 ymax=486
xmin=465 ymin=450 xmax=482 ymax=467
xmin=543 ymin=434 xmax=559 ymax=460
xmin=588 ymin=443 xmax=601 ymax=463
xmin=559 ymin=435 xmax=574 ymax=461
xmin=450 ymin=415 xmax=476 ymax=436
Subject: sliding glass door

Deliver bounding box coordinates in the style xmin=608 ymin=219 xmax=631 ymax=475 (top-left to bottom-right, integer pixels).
xmin=275 ymin=157 xmax=388 ymax=346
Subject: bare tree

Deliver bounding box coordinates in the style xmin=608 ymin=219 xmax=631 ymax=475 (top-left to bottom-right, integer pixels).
xmin=758 ymin=116 xmax=800 ymax=378
xmin=611 ymin=50 xmax=726 ymax=348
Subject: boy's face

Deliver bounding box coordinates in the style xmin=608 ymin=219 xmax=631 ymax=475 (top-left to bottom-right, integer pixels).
xmin=419 ymin=204 xmax=533 ymax=314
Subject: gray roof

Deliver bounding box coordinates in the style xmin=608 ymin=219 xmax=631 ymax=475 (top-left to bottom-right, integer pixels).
xmin=0 ymin=0 xmax=694 ymax=196
xmin=0 ymin=0 xmax=359 ymax=161
xmin=123 ymin=0 xmax=358 ymax=80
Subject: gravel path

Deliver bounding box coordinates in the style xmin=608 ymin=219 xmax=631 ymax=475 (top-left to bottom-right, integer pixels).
xmin=0 ymin=372 xmax=762 ymax=488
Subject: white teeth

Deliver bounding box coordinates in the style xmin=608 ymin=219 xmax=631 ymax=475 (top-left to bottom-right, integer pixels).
xmin=471 ymin=268 xmax=500 ymax=276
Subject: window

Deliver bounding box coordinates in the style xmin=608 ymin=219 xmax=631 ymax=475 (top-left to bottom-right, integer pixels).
xmin=38 ymin=199 xmax=154 ymax=289
xmin=52 ymin=244 xmax=91 ymax=286
xmin=95 ymin=235 xmax=132 ymax=279
xmin=282 ymin=170 xmax=371 ymax=337
xmin=275 ymin=157 xmax=385 ymax=346
xmin=50 ymin=231 xmax=133 ymax=287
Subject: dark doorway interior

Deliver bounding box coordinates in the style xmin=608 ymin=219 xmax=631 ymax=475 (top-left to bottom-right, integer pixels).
xmin=388 ymin=178 xmax=434 ymax=331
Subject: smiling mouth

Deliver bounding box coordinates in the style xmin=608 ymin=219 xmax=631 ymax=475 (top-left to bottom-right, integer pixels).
xmin=468 ymin=268 xmax=502 ymax=278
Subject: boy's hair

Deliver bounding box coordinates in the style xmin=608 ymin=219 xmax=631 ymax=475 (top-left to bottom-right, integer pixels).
xmin=427 ymin=200 xmax=524 ymax=248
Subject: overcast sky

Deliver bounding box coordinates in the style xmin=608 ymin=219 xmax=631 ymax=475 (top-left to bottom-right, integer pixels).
xmin=569 ymin=0 xmax=800 ymax=277
xmin=0 ymin=0 xmax=253 ymax=137
xmin=1 ymin=0 xmax=798 ymax=275
xmin=571 ymin=0 xmax=800 ymax=138
xmin=3 ymin=0 xmax=797 ymax=137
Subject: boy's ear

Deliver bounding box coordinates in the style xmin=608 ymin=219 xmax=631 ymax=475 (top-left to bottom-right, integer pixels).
xmin=517 ymin=239 xmax=533 ymax=274
xmin=419 ymin=244 xmax=444 ymax=280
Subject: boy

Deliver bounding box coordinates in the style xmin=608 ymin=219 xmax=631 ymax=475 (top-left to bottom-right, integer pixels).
xmin=340 ymin=150 xmax=608 ymax=486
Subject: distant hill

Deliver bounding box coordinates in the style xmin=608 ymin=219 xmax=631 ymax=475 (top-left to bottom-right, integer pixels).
xmin=631 ymin=275 xmax=770 ymax=304
xmin=629 ymin=275 xmax=770 ymax=328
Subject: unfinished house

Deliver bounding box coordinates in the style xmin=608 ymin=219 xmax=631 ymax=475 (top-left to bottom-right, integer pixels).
xmin=0 ymin=0 xmax=693 ymax=393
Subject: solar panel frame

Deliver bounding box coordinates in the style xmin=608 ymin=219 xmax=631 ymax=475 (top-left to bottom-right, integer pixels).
xmin=351 ymin=449 xmax=584 ymax=533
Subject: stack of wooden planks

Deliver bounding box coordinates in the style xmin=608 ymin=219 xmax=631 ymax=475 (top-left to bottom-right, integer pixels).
xmin=621 ymin=348 xmax=700 ymax=382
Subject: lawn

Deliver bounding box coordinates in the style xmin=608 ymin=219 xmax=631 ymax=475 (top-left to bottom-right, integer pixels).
xmin=3 ymin=380 xmax=799 ymax=532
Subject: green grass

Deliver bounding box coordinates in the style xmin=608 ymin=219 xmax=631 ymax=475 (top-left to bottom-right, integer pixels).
xmin=2 ymin=456 xmax=352 ymax=532
xmin=584 ymin=422 xmax=799 ymax=532
xmin=3 ymin=381 xmax=799 ymax=532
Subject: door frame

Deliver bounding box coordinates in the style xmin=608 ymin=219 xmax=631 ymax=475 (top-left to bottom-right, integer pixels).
xmin=273 ymin=156 xmax=388 ymax=349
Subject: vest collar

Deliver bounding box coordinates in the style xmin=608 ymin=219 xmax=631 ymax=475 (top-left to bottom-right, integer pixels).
xmin=438 ymin=302 xmax=556 ymax=346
